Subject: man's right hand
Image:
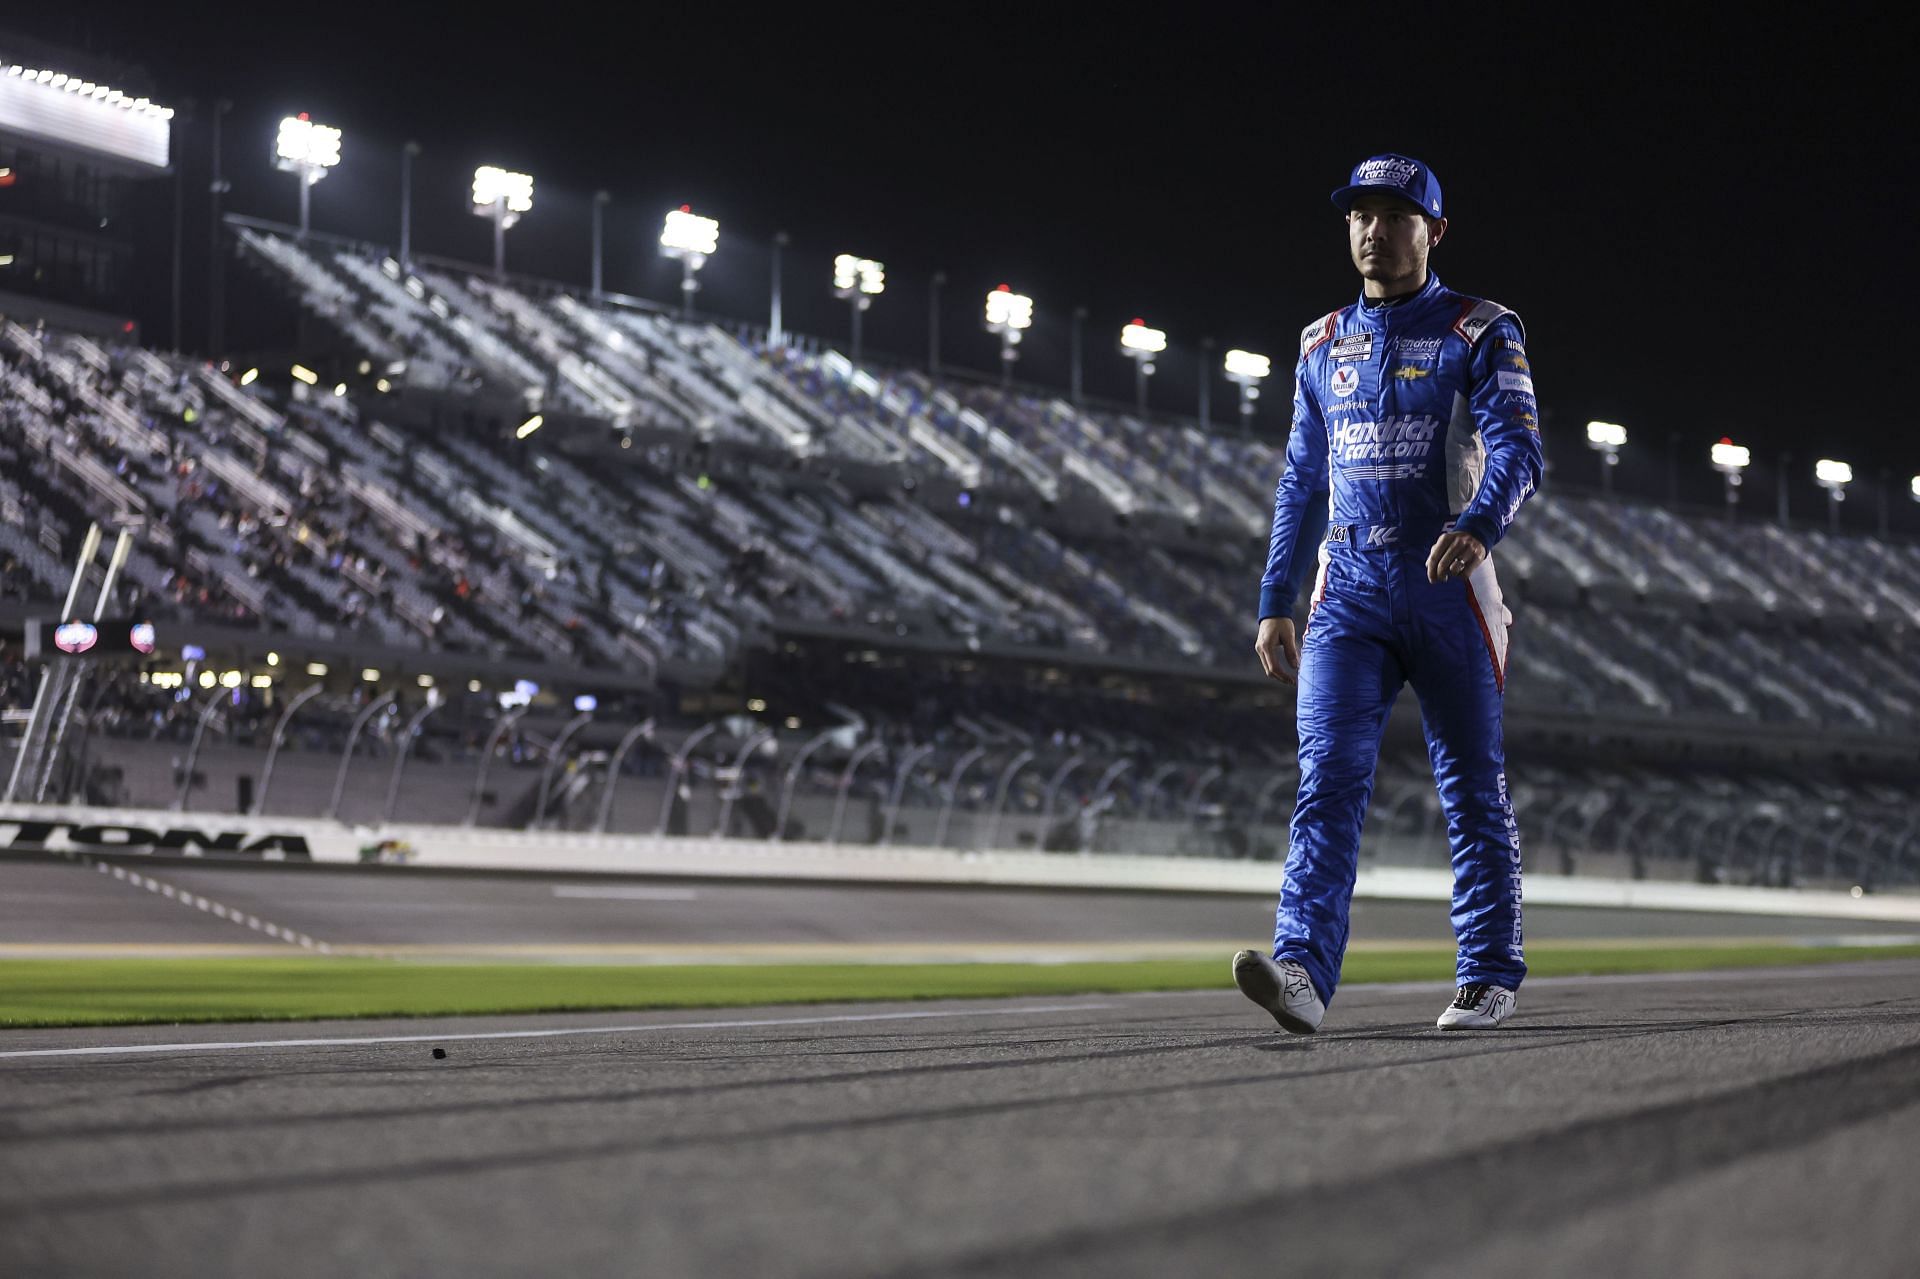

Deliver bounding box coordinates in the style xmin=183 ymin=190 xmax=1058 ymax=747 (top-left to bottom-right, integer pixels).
xmin=1255 ymin=616 xmax=1301 ymax=685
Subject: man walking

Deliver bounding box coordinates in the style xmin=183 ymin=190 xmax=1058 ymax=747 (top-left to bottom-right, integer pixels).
xmin=1235 ymin=153 xmax=1543 ymax=1032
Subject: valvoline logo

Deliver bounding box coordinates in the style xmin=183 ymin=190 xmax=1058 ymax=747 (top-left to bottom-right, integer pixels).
xmin=1331 ymin=365 xmax=1360 ymax=398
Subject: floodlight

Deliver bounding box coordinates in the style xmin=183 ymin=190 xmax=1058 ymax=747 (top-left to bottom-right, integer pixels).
xmin=471 ymin=165 xmax=533 ymax=215
xmin=983 ymin=285 xmax=1034 ymax=386
xmin=362 ymin=668 xmax=381 ymax=682
xmin=660 ymin=206 xmax=719 ymax=316
xmin=472 ymin=165 xmax=534 ymax=276
xmin=273 ymin=114 xmax=340 ymax=239
xmin=516 ymin=414 xmax=544 ymax=440
xmin=1120 ymin=320 xmax=1167 ymax=354
xmin=274 ymin=116 xmax=341 ymax=174
xmin=984 ymin=285 xmax=1033 ymax=332
xmin=1224 ymin=348 xmax=1271 ymax=421
xmin=1910 ymin=475 xmax=1920 ymax=502
xmin=573 ymin=694 xmax=599 ymax=712
xmin=833 ymin=255 xmax=885 ymax=297
xmin=1586 ymin=421 xmax=1628 ymax=449
xmin=660 ymin=207 xmax=720 ymax=256
xmin=1814 ymin=459 xmax=1852 ymax=487
xmin=1710 ymin=439 xmax=1750 ymax=472
xmin=290 ymin=364 xmax=318 ymax=385
xmin=1223 ymin=349 xmax=1271 ymax=381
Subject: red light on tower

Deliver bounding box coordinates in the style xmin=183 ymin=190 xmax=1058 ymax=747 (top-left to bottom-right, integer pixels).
xmin=298 ymin=112 xmax=309 ymax=121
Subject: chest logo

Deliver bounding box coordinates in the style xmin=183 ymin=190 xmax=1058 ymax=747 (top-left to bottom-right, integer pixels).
xmin=1330 ymin=333 xmax=1374 ymax=363
xmin=1390 ymin=365 xmax=1431 ymax=381
xmin=1330 ymin=365 xmax=1360 ymax=398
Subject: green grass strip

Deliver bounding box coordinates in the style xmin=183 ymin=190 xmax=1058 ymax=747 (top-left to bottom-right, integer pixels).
xmin=4 ymin=944 xmax=1920 ymax=1029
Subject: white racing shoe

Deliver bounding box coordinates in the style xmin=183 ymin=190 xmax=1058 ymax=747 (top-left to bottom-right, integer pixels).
xmin=1436 ymin=982 xmax=1517 ymax=1030
xmin=1232 ymin=950 xmax=1325 ymax=1034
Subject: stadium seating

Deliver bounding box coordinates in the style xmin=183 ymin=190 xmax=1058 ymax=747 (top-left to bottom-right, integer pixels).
xmin=3 ymin=229 xmax=1915 ymax=885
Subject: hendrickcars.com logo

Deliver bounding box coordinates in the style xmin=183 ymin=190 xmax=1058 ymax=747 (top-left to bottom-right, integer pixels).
xmin=1 ymin=821 xmax=312 ymax=859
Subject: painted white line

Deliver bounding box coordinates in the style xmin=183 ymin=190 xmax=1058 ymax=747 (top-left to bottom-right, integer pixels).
xmin=551 ymin=886 xmax=702 ymax=901
xmin=69 ymin=854 xmax=326 ymax=954
xmin=0 ymin=1002 xmax=1119 ymax=1062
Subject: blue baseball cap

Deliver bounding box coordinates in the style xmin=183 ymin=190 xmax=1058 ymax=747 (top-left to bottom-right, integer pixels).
xmin=1330 ymin=153 xmax=1444 ymax=219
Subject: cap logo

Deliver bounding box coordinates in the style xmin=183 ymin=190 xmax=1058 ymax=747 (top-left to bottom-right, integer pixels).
xmin=1355 ymin=156 xmax=1420 ymax=189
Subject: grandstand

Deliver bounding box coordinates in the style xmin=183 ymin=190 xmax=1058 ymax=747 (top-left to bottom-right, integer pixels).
xmin=2 ymin=220 xmax=1916 ymax=892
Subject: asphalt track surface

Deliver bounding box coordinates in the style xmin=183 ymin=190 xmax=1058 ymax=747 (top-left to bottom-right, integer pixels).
xmin=2 ymin=961 xmax=1918 ymax=1277
xmin=6 ymin=855 xmax=1918 ymax=958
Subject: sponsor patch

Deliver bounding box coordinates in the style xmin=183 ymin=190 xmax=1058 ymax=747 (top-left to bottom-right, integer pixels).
xmin=1330 ymin=333 xmax=1374 ymax=363
xmin=1390 ymin=365 xmax=1432 ymax=381
xmin=1354 ymin=156 xmax=1421 ymax=189
xmin=1496 ymin=370 xmax=1534 ymax=396
xmin=1330 ymin=365 xmax=1361 ymax=398
xmin=1514 ymin=410 xmax=1540 ymax=433
xmin=1393 ymin=336 xmax=1444 ymax=362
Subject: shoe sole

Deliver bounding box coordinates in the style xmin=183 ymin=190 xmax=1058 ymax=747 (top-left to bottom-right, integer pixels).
xmin=1232 ymin=951 xmax=1317 ymax=1035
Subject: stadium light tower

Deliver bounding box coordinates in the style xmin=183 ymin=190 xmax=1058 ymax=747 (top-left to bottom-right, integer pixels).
xmin=1120 ymin=320 xmax=1166 ymax=416
xmin=1814 ymin=458 xmax=1852 ymax=534
xmin=1586 ymin=421 xmax=1627 ymax=494
xmin=833 ymin=255 xmax=884 ymax=363
xmin=471 ymin=165 xmax=533 ymax=279
xmin=1224 ymin=348 xmax=1272 ymax=426
xmin=984 ymin=285 xmax=1033 ymax=388
xmin=1710 ymin=438 xmax=1751 ymax=523
xmin=273 ymin=114 xmax=340 ymax=241
xmin=660 ymin=205 xmax=719 ymax=319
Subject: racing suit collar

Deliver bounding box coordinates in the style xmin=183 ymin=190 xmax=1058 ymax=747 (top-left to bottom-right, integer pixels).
xmin=1356 ymin=271 xmax=1444 ymax=325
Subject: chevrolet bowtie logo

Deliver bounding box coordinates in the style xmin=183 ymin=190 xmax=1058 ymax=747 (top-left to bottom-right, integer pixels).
xmin=1390 ymin=365 xmax=1432 ymax=381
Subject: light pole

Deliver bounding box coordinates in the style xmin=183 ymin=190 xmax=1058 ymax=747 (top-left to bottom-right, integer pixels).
xmin=833 ymin=254 xmax=884 ymax=364
xmin=1814 ymin=458 xmax=1853 ymax=535
xmin=1120 ymin=319 xmax=1165 ymax=416
xmin=1070 ymin=306 xmax=1087 ymax=409
xmin=770 ymin=231 xmax=788 ymax=346
xmin=208 ymin=98 xmax=231 ymax=354
xmin=984 ymin=285 xmax=1033 ymax=390
xmin=273 ymin=114 xmax=341 ymax=241
xmin=471 ymin=165 xmax=533 ymax=279
xmin=929 ymin=271 xmax=946 ymax=374
xmin=399 ymin=141 xmax=419 ymax=270
xmin=1224 ymin=348 xmax=1270 ymax=428
xmin=591 ymin=190 xmax=610 ymax=298
xmin=1710 ymin=438 xmax=1750 ymax=524
xmin=659 ymin=205 xmax=719 ymax=319
xmin=1198 ymin=336 xmax=1213 ymax=429
xmin=1586 ymin=421 xmax=1626 ymax=494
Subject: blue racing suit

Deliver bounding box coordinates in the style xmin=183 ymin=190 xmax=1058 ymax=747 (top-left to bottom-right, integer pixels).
xmin=1259 ymin=271 xmax=1543 ymax=1003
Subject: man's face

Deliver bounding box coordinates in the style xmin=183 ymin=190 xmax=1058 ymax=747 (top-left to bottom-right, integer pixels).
xmin=1347 ymin=193 xmax=1443 ymax=287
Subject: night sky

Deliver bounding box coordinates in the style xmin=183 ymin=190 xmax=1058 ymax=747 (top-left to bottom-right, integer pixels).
xmin=12 ymin=8 xmax=1915 ymax=519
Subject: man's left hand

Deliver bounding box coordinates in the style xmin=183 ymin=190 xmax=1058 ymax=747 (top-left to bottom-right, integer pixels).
xmin=1425 ymin=530 xmax=1487 ymax=584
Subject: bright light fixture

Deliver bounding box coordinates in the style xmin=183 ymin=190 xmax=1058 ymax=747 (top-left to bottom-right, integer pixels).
xmin=417 ymin=674 xmax=435 ymax=688
xmin=290 ymin=364 xmax=318 ymax=386
xmin=1121 ymin=320 xmax=1167 ymax=354
xmin=1223 ymin=349 xmax=1271 ymax=380
xmin=306 ymin=661 xmax=329 ymax=676
xmin=1586 ymin=421 xmax=1628 ymax=448
xmin=198 ymin=670 xmax=216 ymax=689
xmin=472 ymin=165 xmax=533 ymax=214
xmin=1815 ymin=459 xmax=1853 ymax=486
xmin=361 ymin=668 xmax=381 ymax=682
xmin=660 ymin=207 xmax=719 ymax=256
xmin=251 ymin=674 xmax=273 ymax=689
xmin=239 ymin=367 xmax=259 ymax=386
xmin=1710 ymin=440 xmax=1750 ymax=471
xmin=220 ymin=670 xmax=243 ymax=688
xmin=984 ymin=285 xmax=1033 ymax=331
xmin=1910 ymin=475 xmax=1920 ymax=501
xmin=516 ymin=414 xmax=544 ymax=439
xmin=266 ymin=651 xmax=279 ymax=666
xmin=573 ymin=694 xmax=598 ymax=712
xmin=274 ymin=116 xmax=341 ymax=174
xmin=833 ymin=255 xmax=885 ymax=296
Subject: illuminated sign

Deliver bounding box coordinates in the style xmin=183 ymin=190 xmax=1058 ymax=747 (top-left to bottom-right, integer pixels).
xmin=129 ymin=622 xmax=156 ymax=654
